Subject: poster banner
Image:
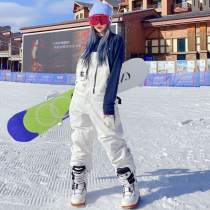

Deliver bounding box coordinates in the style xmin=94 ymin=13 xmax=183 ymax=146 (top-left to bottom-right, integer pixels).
xmin=169 ymin=72 xmax=199 ymax=87
xmin=158 ymin=61 xmax=168 ymax=73
xmin=167 ymin=61 xmax=175 ymax=73
xmin=0 ymin=70 xmax=3 ymax=80
xmin=146 ymin=61 xmax=157 ymax=73
xmin=200 ymin=71 xmax=210 ymax=86
xmin=1 ymin=70 xmax=11 ymax=81
xmin=51 ymin=73 xmax=67 ymax=85
xmin=11 ymin=72 xmax=25 ymax=82
xmin=158 ymin=61 xmax=175 ymax=73
xmin=207 ymin=59 xmax=210 ymax=71
xmin=199 ymin=60 xmax=206 ymax=71
xmin=66 ymin=74 xmax=76 ymax=85
xmin=196 ymin=60 xmax=200 ymax=72
xmin=187 ymin=60 xmax=195 ymax=72
xmin=37 ymin=73 xmax=51 ymax=84
xmin=145 ymin=73 xmax=171 ymax=86
xmin=144 ymin=72 xmax=200 ymax=87
xmin=177 ymin=61 xmax=188 ymax=73
xmin=1 ymin=70 xmax=207 ymax=87
xmin=25 ymin=73 xmax=37 ymax=83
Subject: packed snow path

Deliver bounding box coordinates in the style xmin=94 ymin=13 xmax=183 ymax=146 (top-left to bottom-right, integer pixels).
xmin=0 ymin=81 xmax=209 ymax=210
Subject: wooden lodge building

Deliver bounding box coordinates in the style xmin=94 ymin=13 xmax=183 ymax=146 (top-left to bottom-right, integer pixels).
xmin=1 ymin=0 xmax=210 ymax=71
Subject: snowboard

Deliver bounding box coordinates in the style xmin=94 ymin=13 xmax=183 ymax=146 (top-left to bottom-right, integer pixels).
xmin=7 ymin=58 xmax=148 ymax=142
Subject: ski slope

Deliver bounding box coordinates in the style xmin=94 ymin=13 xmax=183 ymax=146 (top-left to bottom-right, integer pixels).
xmin=0 ymin=81 xmax=209 ymax=210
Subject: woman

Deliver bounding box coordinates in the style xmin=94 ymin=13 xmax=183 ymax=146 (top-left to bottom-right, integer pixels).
xmin=69 ymin=1 xmax=140 ymax=208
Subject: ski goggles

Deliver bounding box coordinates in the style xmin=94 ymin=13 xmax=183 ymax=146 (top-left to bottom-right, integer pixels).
xmin=89 ymin=15 xmax=112 ymax=26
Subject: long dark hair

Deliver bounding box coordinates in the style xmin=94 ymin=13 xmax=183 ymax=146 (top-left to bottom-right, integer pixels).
xmin=80 ymin=23 xmax=111 ymax=67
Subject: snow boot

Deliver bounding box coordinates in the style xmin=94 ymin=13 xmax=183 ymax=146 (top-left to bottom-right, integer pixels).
xmin=117 ymin=167 xmax=140 ymax=209
xmin=71 ymin=165 xmax=88 ymax=207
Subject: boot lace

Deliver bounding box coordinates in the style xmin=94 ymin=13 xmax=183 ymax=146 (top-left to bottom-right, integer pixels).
xmin=72 ymin=168 xmax=87 ymax=191
xmin=118 ymin=172 xmax=135 ymax=195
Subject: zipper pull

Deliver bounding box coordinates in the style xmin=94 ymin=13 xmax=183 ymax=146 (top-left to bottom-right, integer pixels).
xmin=93 ymin=64 xmax=98 ymax=94
xmin=86 ymin=63 xmax=89 ymax=79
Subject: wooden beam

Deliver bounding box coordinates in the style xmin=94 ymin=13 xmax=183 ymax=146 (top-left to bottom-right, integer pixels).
xmin=187 ymin=23 xmax=195 ymax=51
xmin=200 ymin=22 xmax=207 ymax=50
xmin=142 ymin=16 xmax=210 ymax=28
xmin=158 ymin=28 xmax=160 ymax=53
xmin=145 ymin=28 xmax=157 ymax=39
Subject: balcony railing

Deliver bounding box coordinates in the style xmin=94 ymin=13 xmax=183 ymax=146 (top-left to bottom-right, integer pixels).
xmin=0 ymin=45 xmax=9 ymax=51
xmin=172 ymin=2 xmax=191 ymax=10
xmin=12 ymin=49 xmax=20 ymax=55
xmin=133 ymin=6 xmax=143 ymax=11
xmin=147 ymin=4 xmax=162 ymax=9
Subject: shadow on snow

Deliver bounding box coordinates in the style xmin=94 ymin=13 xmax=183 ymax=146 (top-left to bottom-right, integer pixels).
xmin=87 ymin=169 xmax=210 ymax=209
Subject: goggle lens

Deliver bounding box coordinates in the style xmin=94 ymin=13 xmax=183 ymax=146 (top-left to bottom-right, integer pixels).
xmin=89 ymin=15 xmax=109 ymax=26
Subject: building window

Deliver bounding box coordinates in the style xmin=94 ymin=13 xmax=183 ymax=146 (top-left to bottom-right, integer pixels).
xmin=76 ymin=15 xmax=79 ymax=19
xmin=154 ymin=0 xmax=162 ymax=8
xmin=146 ymin=39 xmax=171 ymax=54
xmin=160 ymin=39 xmax=171 ymax=53
xmin=160 ymin=39 xmax=165 ymax=53
xmin=166 ymin=39 xmax=171 ymax=53
xmin=207 ymin=36 xmax=210 ymax=51
xmin=177 ymin=54 xmax=186 ymax=60
xmin=152 ymin=47 xmax=158 ymax=53
xmin=152 ymin=40 xmax=158 ymax=53
xmin=146 ymin=40 xmax=151 ymax=54
xmin=136 ymin=2 xmax=143 ymax=9
xmin=196 ymin=37 xmax=200 ymax=52
xmin=177 ymin=38 xmax=185 ymax=52
xmin=80 ymin=13 xmax=83 ymax=18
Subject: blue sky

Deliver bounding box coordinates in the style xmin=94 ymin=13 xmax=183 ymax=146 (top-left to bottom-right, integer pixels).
xmin=0 ymin=0 xmax=95 ymax=32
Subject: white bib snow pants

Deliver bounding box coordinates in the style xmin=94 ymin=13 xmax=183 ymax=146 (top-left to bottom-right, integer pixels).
xmin=69 ymin=52 xmax=136 ymax=172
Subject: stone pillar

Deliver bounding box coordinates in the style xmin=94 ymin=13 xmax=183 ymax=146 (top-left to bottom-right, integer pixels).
xmin=161 ymin=0 xmax=172 ymax=16
xmin=200 ymin=50 xmax=208 ymax=59
xmin=186 ymin=51 xmax=197 ymax=60
xmin=129 ymin=0 xmax=135 ymax=11
xmin=143 ymin=0 xmax=148 ymax=10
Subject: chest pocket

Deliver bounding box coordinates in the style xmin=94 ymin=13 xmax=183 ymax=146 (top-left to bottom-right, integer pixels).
xmin=75 ymin=59 xmax=87 ymax=92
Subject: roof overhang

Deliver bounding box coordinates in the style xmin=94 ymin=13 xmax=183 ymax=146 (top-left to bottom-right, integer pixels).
xmin=3 ymin=31 xmax=11 ymax=36
xmin=120 ymin=9 xmax=160 ymax=22
xmin=14 ymin=37 xmax=22 ymax=41
xmin=20 ymin=17 xmax=119 ymax=34
xmin=20 ymin=9 xmax=160 ymax=34
xmin=142 ymin=15 xmax=210 ymax=28
xmin=73 ymin=2 xmax=84 ymax=13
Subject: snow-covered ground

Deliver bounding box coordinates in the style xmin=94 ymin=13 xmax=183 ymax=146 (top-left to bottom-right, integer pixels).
xmin=0 ymin=81 xmax=209 ymax=210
